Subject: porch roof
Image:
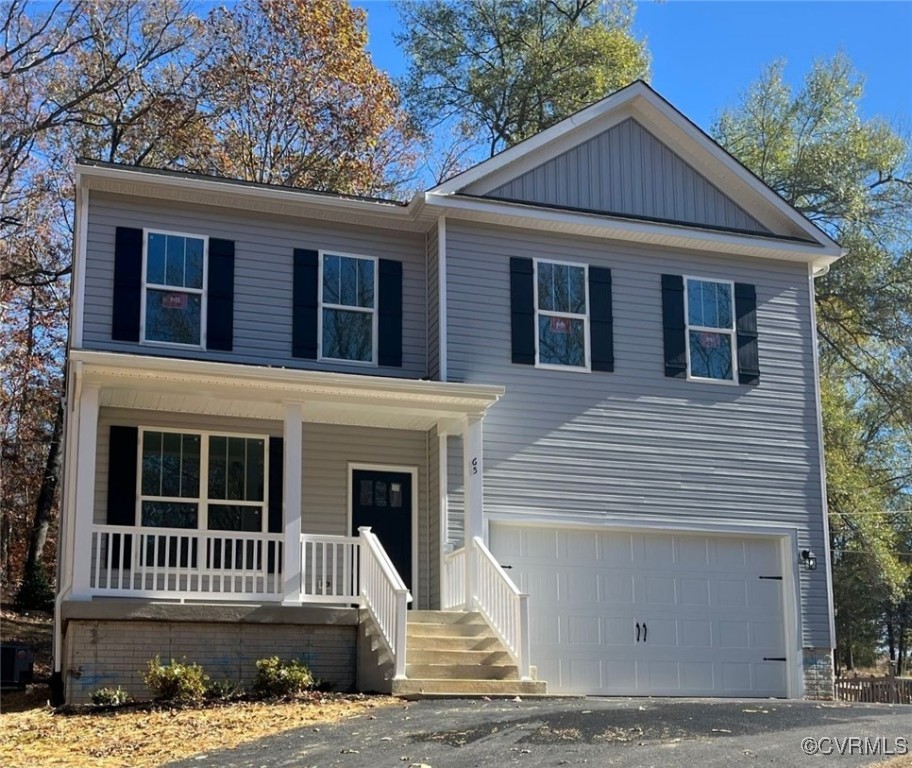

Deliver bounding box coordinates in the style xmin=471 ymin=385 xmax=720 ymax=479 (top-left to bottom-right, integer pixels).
xmin=70 ymin=350 xmax=504 ymax=431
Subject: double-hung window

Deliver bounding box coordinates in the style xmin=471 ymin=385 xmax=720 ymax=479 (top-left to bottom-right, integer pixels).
xmin=535 ymin=259 xmax=589 ymax=369
xmin=685 ymin=277 xmax=736 ymax=381
xmin=139 ymin=429 xmax=266 ymax=532
xmin=320 ymin=252 xmax=377 ymax=363
xmin=143 ymin=230 xmax=207 ymax=346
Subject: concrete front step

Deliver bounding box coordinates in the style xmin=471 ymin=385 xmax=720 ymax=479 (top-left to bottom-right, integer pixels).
xmin=406 ymin=648 xmax=514 ymax=665
xmin=407 ymin=610 xmax=488 ymax=624
xmin=392 ymin=678 xmax=547 ymax=697
xmin=406 ymin=622 xmax=496 ymax=638
xmin=405 ymin=663 xmax=519 ymax=680
xmin=406 ymin=634 xmax=504 ymax=652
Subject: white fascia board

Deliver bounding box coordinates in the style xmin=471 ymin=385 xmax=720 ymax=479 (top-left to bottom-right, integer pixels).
xmin=76 ymin=163 xmax=427 ymax=228
xmin=71 ymin=175 xmax=89 ymax=349
xmin=426 ymin=193 xmax=842 ymax=268
xmin=69 ymin=349 xmax=503 ymax=408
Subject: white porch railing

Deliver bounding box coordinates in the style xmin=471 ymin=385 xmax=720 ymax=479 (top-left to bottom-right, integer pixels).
xmin=452 ymin=536 xmax=530 ymax=680
xmin=90 ymin=525 xmax=284 ymax=599
xmin=442 ymin=547 xmax=467 ymax=609
xmin=300 ymin=534 xmax=360 ymax=602
xmin=358 ymin=526 xmax=411 ymax=679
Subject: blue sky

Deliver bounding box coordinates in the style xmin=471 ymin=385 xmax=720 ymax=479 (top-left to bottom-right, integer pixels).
xmin=356 ymin=0 xmax=912 ymax=133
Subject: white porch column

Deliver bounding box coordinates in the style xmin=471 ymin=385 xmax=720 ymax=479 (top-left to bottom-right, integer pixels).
xmin=71 ymin=385 xmax=99 ymax=599
xmin=282 ymin=403 xmax=303 ymax=604
xmin=463 ymin=415 xmax=484 ymax=609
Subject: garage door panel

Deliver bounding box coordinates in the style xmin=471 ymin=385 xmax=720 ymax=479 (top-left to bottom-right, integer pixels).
xmin=679 ymin=577 xmax=710 ymax=606
xmin=598 ymin=573 xmax=635 ymax=605
xmin=599 ymin=531 xmax=635 ymax=563
xmin=677 ymin=537 xmax=710 ymax=567
xmin=714 ymin=578 xmax=748 ymax=607
xmin=489 ymin=524 xmax=788 ymax=697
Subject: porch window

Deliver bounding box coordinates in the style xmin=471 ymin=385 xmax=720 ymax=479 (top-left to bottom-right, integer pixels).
xmin=142 ymin=231 xmax=206 ymax=346
xmin=320 ymin=252 xmax=376 ymax=363
xmin=139 ymin=429 xmax=267 ymax=531
xmin=535 ymin=259 xmax=589 ymax=369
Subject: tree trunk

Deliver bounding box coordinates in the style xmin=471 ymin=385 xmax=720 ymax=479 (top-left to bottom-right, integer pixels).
xmin=22 ymin=400 xmax=63 ymax=575
xmin=887 ymin=617 xmax=896 ymax=663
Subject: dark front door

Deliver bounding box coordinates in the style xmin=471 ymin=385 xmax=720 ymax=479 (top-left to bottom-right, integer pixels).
xmin=351 ymin=469 xmax=412 ymax=593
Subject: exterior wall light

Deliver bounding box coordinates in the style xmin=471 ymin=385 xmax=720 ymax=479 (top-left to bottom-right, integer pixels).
xmin=801 ymin=549 xmax=817 ymax=571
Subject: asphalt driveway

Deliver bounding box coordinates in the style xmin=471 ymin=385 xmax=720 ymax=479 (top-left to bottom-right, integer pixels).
xmin=167 ymin=697 xmax=911 ymax=768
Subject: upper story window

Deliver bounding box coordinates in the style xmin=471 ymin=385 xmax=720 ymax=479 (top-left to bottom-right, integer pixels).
xmin=140 ymin=429 xmax=266 ymax=531
xmin=535 ymin=259 xmax=589 ymax=369
xmin=320 ymin=251 xmax=377 ymax=363
xmin=142 ymin=231 xmax=207 ymax=347
xmin=685 ymin=277 xmax=736 ymax=381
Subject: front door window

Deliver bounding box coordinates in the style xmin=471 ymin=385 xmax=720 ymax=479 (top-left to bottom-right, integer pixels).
xmin=351 ymin=469 xmax=412 ymax=593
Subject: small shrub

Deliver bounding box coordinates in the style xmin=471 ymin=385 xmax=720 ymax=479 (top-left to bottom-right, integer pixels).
xmin=144 ymin=656 xmax=209 ymax=702
xmin=205 ymin=678 xmax=241 ymax=701
xmin=91 ymin=686 xmax=131 ymax=707
xmin=252 ymin=656 xmax=314 ymax=698
xmin=14 ymin=560 xmax=55 ymax=612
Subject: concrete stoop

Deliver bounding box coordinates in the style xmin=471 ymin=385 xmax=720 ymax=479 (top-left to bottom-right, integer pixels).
xmin=390 ymin=610 xmax=547 ymax=698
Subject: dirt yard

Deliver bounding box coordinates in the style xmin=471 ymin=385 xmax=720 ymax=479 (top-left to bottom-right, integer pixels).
xmin=0 ymin=609 xmax=398 ymax=767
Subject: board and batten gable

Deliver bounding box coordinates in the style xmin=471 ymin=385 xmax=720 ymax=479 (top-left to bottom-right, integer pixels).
xmin=81 ymin=191 xmax=427 ymax=377
xmin=485 ymin=118 xmax=770 ymax=235
xmin=442 ymin=220 xmax=830 ymax=649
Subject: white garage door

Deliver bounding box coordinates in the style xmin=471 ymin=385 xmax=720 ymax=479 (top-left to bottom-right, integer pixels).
xmin=490 ymin=524 xmax=789 ymax=697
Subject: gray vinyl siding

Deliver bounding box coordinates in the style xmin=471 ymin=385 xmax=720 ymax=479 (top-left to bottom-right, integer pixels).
xmin=487 ymin=118 xmax=770 ymax=235
xmin=94 ymin=409 xmax=432 ymax=608
xmin=444 ymin=220 xmax=830 ymax=648
xmin=82 ymin=192 xmax=427 ymax=378
xmin=427 ymin=222 xmax=440 ymax=379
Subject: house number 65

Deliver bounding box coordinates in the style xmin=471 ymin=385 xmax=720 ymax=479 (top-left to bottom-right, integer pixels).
xmin=472 ymin=457 xmax=478 ymax=475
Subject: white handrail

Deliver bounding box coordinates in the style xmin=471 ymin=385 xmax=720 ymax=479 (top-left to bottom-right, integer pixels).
xmin=442 ymin=547 xmax=466 ymax=609
xmin=89 ymin=524 xmax=283 ymax=599
xmin=300 ymin=534 xmax=360 ymax=602
xmin=470 ymin=536 xmax=532 ymax=680
xmin=357 ymin=526 xmax=411 ymax=679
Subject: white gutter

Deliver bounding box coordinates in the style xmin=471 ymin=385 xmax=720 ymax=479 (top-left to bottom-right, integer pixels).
xmin=426 ymin=193 xmax=843 ymax=267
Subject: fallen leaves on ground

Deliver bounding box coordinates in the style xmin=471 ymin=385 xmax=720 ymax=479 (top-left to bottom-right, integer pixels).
xmin=0 ymin=692 xmax=398 ymax=768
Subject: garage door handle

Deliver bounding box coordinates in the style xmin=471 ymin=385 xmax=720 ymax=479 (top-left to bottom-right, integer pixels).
xmin=501 ymin=565 xmax=513 ymax=570
xmin=635 ymin=622 xmax=640 ymax=642
xmin=642 ymin=622 xmax=647 ymax=643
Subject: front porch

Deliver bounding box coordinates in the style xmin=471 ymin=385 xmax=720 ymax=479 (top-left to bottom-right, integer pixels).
xmin=60 ymin=351 xmax=539 ymax=698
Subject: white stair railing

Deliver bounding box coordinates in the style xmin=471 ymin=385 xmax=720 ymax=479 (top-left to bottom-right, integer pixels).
xmin=442 ymin=547 xmax=466 ymax=609
xmin=470 ymin=536 xmax=532 ymax=680
xmin=357 ymin=526 xmax=411 ymax=679
xmin=300 ymin=534 xmax=360 ymax=602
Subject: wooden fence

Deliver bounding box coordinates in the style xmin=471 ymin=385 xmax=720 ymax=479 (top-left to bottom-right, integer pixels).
xmin=834 ymin=671 xmax=912 ymax=704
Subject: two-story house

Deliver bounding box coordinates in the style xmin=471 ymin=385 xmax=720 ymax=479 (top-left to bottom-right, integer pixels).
xmin=55 ymin=82 xmax=842 ymax=704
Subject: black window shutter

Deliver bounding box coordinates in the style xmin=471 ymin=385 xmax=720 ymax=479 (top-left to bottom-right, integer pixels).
xmin=107 ymin=426 xmax=138 ymax=526
xmin=378 ymin=258 xmax=403 ymax=367
xmin=268 ymin=437 xmax=283 ymax=534
xmin=510 ymin=257 xmax=535 ymax=365
xmin=112 ymin=227 xmax=143 ymax=342
xmin=735 ymin=282 xmax=760 ymax=385
xmin=292 ymin=249 xmax=319 ymax=358
xmin=207 ymin=238 xmax=235 ymax=351
xmin=661 ymin=274 xmax=687 ymax=378
xmin=589 ymin=267 xmax=614 ymax=372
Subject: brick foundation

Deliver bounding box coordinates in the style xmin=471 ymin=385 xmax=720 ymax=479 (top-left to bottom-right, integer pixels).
xmin=64 ymin=619 xmax=357 ymax=705
xmin=803 ymin=648 xmax=835 ymax=699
